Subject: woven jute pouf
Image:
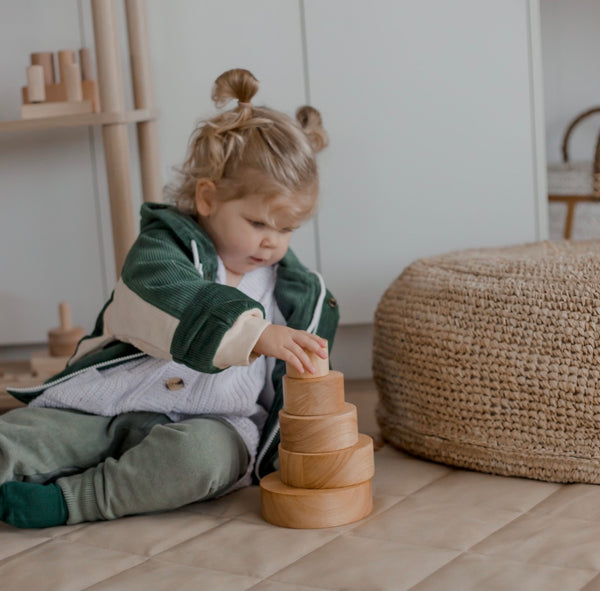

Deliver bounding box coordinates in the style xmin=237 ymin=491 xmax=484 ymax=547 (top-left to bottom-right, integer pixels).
xmin=373 ymin=240 xmax=600 ymax=483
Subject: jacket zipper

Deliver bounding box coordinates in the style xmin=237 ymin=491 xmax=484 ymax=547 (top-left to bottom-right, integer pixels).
xmin=306 ymin=271 xmax=326 ymax=334
xmin=254 ymin=421 xmax=280 ymax=480
xmin=254 ymin=270 xmax=327 ymax=480
xmin=7 ymin=352 xmax=147 ymax=394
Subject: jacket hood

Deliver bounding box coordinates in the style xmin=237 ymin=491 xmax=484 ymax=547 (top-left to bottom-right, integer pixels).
xmin=137 ymin=203 xmax=219 ymax=280
xmin=138 ymin=203 xmax=306 ymax=280
xmin=140 ymin=203 xmax=213 ymax=249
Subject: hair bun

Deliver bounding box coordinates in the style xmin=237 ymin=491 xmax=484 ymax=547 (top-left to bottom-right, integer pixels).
xmin=296 ymin=106 xmax=328 ymax=153
xmin=211 ymin=68 xmax=259 ymax=108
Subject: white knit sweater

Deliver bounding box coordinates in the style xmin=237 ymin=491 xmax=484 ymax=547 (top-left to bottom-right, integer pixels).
xmin=31 ymin=259 xmax=283 ymax=486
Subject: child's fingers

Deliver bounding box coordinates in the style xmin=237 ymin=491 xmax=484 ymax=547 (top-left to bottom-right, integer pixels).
xmin=293 ymin=332 xmax=328 ymax=359
xmin=288 ymin=357 xmax=304 ymax=374
xmin=311 ymin=335 xmax=329 ymax=357
xmin=285 ymin=350 xmax=307 ymax=374
xmin=309 ymin=333 xmax=328 ymax=349
xmin=282 ymin=339 xmax=319 ymax=374
xmin=291 ymin=342 xmax=316 ymax=374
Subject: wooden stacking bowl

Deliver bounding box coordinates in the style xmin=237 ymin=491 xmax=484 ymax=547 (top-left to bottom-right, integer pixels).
xmin=279 ymin=434 xmax=374 ymax=488
xmin=260 ymin=473 xmax=373 ymax=529
xmin=279 ymin=402 xmax=358 ymax=453
xmin=283 ymin=370 xmax=345 ymax=415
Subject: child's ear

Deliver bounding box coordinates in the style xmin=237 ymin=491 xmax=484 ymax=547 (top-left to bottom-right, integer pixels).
xmin=195 ymin=179 xmax=217 ymax=216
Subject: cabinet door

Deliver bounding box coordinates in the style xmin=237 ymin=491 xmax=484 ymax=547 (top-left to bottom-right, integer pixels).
xmin=304 ymin=0 xmax=541 ymax=323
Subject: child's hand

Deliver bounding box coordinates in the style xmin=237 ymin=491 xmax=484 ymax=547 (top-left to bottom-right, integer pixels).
xmin=253 ymin=325 xmax=328 ymax=375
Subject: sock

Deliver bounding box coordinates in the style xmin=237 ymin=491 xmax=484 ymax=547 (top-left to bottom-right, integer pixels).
xmin=0 ymin=482 xmax=68 ymax=529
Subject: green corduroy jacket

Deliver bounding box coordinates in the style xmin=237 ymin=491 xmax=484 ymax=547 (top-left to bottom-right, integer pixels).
xmin=8 ymin=203 xmax=340 ymax=481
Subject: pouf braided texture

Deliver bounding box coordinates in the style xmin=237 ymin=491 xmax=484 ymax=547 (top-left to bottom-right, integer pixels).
xmin=373 ymin=240 xmax=600 ymax=483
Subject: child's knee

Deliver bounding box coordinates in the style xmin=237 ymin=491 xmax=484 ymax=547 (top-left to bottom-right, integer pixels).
xmin=160 ymin=419 xmax=249 ymax=488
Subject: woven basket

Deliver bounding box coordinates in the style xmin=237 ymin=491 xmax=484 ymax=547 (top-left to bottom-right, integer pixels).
xmin=373 ymin=240 xmax=600 ymax=483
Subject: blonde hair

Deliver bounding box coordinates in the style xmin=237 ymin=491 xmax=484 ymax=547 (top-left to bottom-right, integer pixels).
xmin=166 ymin=68 xmax=328 ymax=222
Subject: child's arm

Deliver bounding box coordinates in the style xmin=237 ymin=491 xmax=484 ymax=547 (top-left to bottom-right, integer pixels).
xmin=107 ymin=226 xmax=267 ymax=374
xmin=252 ymin=325 xmax=328 ymax=375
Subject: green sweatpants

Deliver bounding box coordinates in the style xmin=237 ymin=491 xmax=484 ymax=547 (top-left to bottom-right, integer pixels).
xmin=0 ymin=407 xmax=249 ymax=524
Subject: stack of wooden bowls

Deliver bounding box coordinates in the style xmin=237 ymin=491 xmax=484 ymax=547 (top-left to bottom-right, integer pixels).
xmin=260 ymin=350 xmax=374 ymax=528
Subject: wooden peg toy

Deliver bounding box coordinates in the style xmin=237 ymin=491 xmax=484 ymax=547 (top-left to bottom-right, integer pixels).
xmin=79 ymin=48 xmax=101 ymax=111
xmin=26 ymin=65 xmax=46 ymax=103
xmin=48 ymin=301 xmax=85 ymax=357
xmin=65 ymin=62 xmax=83 ymax=102
xmin=260 ymin=342 xmax=375 ymax=529
xmin=57 ymin=50 xmax=75 ymax=84
xmin=20 ymin=48 xmax=100 ymax=118
xmin=79 ymin=48 xmax=94 ymax=81
xmin=30 ymin=52 xmax=55 ymax=85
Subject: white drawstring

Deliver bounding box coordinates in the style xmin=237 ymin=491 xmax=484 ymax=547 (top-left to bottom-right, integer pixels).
xmin=306 ymin=270 xmax=326 ymax=334
xmin=191 ymin=240 xmax=203 ymax=277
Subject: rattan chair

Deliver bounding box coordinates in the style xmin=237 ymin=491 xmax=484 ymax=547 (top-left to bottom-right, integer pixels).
xmin=548 ymin=107 xmax=600 ymax=239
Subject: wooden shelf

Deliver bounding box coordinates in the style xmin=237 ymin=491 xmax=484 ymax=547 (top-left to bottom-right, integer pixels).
xmin=0 ymin=108 xmax=158 ymax=133
xmin=1 ymin=0 xmax=162 ymax=277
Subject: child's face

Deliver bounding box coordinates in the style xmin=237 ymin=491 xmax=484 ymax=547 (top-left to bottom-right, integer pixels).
xmin=198 ymin=191 xmax=300 ymax=279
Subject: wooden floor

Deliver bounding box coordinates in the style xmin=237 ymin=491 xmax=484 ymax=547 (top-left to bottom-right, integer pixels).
xmin=4 ymin=376 xmax=599 ymax=591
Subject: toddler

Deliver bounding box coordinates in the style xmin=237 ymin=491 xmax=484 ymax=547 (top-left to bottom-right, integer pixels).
xmin=1 ymin=68 xmax=339 ymax=528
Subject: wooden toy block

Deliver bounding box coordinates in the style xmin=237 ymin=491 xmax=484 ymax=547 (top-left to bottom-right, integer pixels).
xmin=21 ymin=48 xmax=101 ymax=115
xmin=47 ymin=302 xmax=85 ymax=357
xmin=22 ymin=83 xmax=65 ymax=104
xmin=21 ymin=101 xmax=93 ymax=119
xmin=30 ymin=52 xmax=56 ymax=85
xmin=282 ymin=370 xmax=345 ymax=416
xmin=79 ymin=48 xmax=94 ymax=80
xmin=65 ymin=63 xmax=83 ymax=101
xmin=30 ymin=350 xmax=70 ymax=378
xmin=279 ymin=403 xmax=358 ymax=453
xmin=23 ymin=82 xmax=100 ymax=112
xmin=82 ymin=79 xmax=101 ymax=112
xmin=26 ymin=65 xmax=45 ymax=102
xmin=260 ymin=473 xmax=372 ymax=529
xmin=58 ymin=50 xmax=76 ymax=84
xmin=285 ymin=346 xmax=329 ymax=379
xmin=279 ymin=434 xmax=375 ymax=489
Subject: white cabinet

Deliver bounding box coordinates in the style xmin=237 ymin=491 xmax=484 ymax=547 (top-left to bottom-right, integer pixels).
xmin=303 ymin=0 xmax=545 ymax=324
xmin=0 ymin=0 xmax=546 ymax=347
